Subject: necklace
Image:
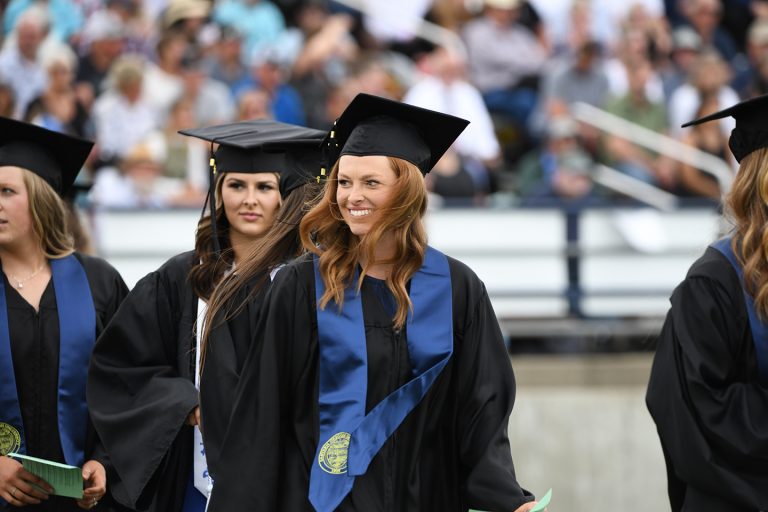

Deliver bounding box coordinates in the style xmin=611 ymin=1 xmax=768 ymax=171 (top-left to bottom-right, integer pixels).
xmin=10 ymin=263 xmax=45 ymax=289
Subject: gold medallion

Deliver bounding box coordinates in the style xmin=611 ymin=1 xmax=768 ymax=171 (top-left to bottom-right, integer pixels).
xmin=0 ymin=422 xmax=21 ymax=456
xmin=318 ymin=432 xmax=350 ymax=475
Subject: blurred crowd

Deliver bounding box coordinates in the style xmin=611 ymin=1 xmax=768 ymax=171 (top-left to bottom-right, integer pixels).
xmin=0 ymin=0 xmax=760 ymax=209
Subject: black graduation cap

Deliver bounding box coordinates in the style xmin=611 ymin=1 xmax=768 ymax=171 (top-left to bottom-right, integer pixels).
xmin=681 ymin=93 xmax=768 ymax=163
xmin=0 ymin=116 xmax=94 ymax=195
xmin=326 ymin=93 xmax=469 ymax=175
xmin=179 ymin=119 xmax=326 ymax=179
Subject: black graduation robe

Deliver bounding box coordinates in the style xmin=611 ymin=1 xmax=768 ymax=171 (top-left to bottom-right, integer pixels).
xmin=4 ymin=254 xmax=128 ymax=511
xmin=198 ymin=273 xmax=267 ymax=481
xmin=207 ymin=255 xmax=534 ymax=512
xmin=87 ymin=252 xmax=199 ymax=512
xmin=647 ymin=246 xmax=768 ymax=512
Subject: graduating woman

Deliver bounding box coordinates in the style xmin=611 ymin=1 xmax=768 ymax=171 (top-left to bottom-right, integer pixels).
xmin=198 ymin=135 xmax=326 ymax=484
xmin=0 ymin=118 xmax=128 ymax=510
xmin=86 ymin=120 xmax=325 ymax=512
xmin=207 ymin=94 xmax=538 ymax=512
xmin=647 ymin=94 xmax=768 ymax=511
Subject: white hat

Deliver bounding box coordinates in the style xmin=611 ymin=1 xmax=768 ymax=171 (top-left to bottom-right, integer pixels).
xmin=484 ymin=0 xmax=522 ymax=9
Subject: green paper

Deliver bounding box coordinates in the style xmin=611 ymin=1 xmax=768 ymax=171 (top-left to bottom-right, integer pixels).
xmin=9 ymin=453 xmax=83 ymax=499
xmin=530 ymin=488 xmax=553 ymax=512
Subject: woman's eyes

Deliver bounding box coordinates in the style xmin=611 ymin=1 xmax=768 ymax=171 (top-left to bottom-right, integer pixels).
xmin=1 ymin=187 xmax=15 ymax=195
xmin=337 ymin=179 xmax=380 ymax=187
xmin=258 ymin=183 xmax=276 ymax=191
xmin=227 ymin=182 xmax=244 ymax=190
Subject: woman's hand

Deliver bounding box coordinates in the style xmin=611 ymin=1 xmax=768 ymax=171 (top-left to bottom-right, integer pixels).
xmin=0 ymin=455 xmax=52 ymax=506
xmin=514 ymin=501 xmax=546 ymax=512
xmin=76 ymin=460 xmax=105 ymax=510
xmin=186 ymin=406 xmax=201 ymax=428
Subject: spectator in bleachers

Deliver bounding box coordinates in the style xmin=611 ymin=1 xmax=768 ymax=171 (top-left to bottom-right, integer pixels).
xmin=162 ymin=97 xmax=208 ymax=195
xmin=0 ymin=7 xmax=48 ymax=119
xmin=541 ymin=39 xmax=610 ymax=116
xmin=142 ymin=31 xmax=188 ymax=122
xmin=404 ymin=45 xmax=501 ymax=192
xmin=602 ymin=57 xmax=677 ymax=189
xmin=677 ymin=93 xmax=730 ymax=198
xmin=733 ymin=18 xmax=768 ymax=98
xmin=204 ymin=25 xmax=250 ymax=96
xmin=679 ymin=0 xmax=738 ymax=61
xmin=3 ymin=0 xmax=83 ymax=44
xmin=283 ymin=1 xmax=357 ymax=129
xmin=163 ymin=0 xmax=211 ymax=47
xmin=236 ymin=87 xmax=272 ymax=120
xmin=426 ymin=147 xmax=481 ymax=203
xmin=604 ymin=27 xmax=665 ymax=104
xmin=516 ymin=115 xmax=597 ymax=203
xmin=181 ymin=54 xmax=236 ymax=126
xmin=236 ymin=46 xmax=306 ymax=125
xmin=212 ymin=0 xmax=285 ymax=64
xmin=74 ymin=10 xmax=126 ymax=112
xmin=93 ymin=55 xmax=158 ymax=162
xmin=462 ymin=0 xmax=547 ymax=128
xmin=25 ymin=44 xmax=91 ymax=138
xmin=668 ymin=49 xmax=738 ymax=137
xmin=659 ymin=25 xmax=703 ymax=102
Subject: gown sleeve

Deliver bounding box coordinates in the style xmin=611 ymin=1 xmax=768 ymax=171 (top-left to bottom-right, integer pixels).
xmin=456 ymin=281 xmax=535 ymax=511
xmin=646 ymin=260 xmax=768 ymax=510
xmin=206 ymin=265 xmax=309 ymax=511
xmin=87 ymin=265 xmax=199 ymax=510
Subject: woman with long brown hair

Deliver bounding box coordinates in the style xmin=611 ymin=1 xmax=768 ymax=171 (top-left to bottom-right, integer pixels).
xmin=86 ymin=120 xmax=325 ymax=512
xmin=647 ymin=94 xmax=768 ymax=511
xmin=207 ymin=94 xmax=539 ymax=512
xmin=0 ymin=118 xmax=128 ymax=511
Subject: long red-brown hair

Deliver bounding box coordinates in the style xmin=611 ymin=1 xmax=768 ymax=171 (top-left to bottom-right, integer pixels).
xmin=299 ymin=156 xmax=428 ymax=329
xmin=727 ymin=147 xmax=768 ymax=318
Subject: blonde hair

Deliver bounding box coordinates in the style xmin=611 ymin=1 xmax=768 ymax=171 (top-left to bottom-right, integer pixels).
xmin=726 ymin=147 xmax=768 ymax=318
xmin=20 ymin=169 xmax=75 ymax=259
xmin=299 ymin=157 xmax=428 ymax=329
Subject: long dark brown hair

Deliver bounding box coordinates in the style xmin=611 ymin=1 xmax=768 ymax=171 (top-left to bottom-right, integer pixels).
xmin=200 ymin=180 xmax=323 ymax=365
xmin=299 ymin=157 xmax=428 ymax=329
xmin=727 ymin=147 xmax=768 ymax=318
xmin=188 ymin=174 xmax=234 ymax=301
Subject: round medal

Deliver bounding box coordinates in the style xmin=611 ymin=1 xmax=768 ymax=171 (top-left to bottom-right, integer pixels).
xmin=318 ymin=432 xmax=351 ymax=475
xmin=0 ymin=422 xmax=21 ymax=456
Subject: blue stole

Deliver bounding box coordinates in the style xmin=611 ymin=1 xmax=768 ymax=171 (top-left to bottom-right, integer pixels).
xmin=711 ymin=237 xmax=768 ymax=385
xmin=0 ymin=255 xmax=96 ymax=466
xmin=308 ymin=246 xmax=453 ymax=512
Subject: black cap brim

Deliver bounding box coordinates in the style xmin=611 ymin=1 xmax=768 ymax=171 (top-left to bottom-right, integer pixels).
xmin=327 ymin=93 xmax=469 ymax=175
xmin=0 ymin=117 xmax=94 ymax=195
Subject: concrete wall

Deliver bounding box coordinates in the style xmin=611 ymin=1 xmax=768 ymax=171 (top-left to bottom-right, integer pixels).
xmin=506 ymin=354 xmax=669 ymax=512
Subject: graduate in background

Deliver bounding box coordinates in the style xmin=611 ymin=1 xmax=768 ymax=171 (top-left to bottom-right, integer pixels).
xmin=86 ymin=120 xmax=325 ymax=512
xmin=195 ymin=132 xmax=325 ymax=487
xmin=207 ymin=94 xmax=538 ymax=512
xmin=0 ymin=118 xmax=128 ymax=510
xmin=647 ymin=93 xmax=768 ymax=511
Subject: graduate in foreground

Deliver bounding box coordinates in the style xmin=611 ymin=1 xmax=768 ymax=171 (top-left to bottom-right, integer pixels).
xmin=0 ymin=117 xmax=128 ymax=510
xmin=207 ymin=94 xmax=538 ymax=512
xmin=647 ymin=93 xmax=768 ymax=511
xmin=86 ymin=120 xmax=325 ymax=512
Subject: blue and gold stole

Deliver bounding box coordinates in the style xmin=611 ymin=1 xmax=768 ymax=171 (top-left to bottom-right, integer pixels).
xmin=711 ymin=237 xmax=768 ymax=385
xmin=0 ymin=255 xmax=96 ymax=466
xmin=308 ymin=246 xmax=453 ymax=512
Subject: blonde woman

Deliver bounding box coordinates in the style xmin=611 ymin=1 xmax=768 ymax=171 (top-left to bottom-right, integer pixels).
xmin=0 ymin=118 xmax=128 ymax=510
xmin=208 ymin=94 xmax=540 ymax=512
xmin=648 ymin=93 xmax=768 ymax=511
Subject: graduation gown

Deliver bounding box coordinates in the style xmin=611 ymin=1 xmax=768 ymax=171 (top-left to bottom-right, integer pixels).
xmin=207 ymin=255 xmax=533 ymax=512
xmin=198 ymin=273 xmax=267 ymax=481
xmin=647 ymin=247 xmax=768 ymax=512
xmin=87 ymin=252 xmax=200 ymax=512
xmin=3 ymin=254 xmax=128 ymax=511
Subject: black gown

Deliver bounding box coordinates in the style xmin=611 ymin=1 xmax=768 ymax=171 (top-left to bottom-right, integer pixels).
xmin=207 ymin=255 xmax=534 ymax=512
xmin=4 ymin=254 xmax=128 ymax=511
xmin=647 ymin=247 xmax=768 ymax=512
xmin=87 ymin=252 xmax=200 ymax=512
xmin=198 ymin=272 xmax=267 ymax=481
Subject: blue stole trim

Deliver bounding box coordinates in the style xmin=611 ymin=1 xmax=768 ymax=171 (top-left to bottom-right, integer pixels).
xmin=182 ymin=469 xmax=208 ymax=512
xmin=308 ymin=247 xmax=453 ymax=512
xmin=711 ymin=237 xmax=768 ymax=385
xmin=0 ymin=255 xmax=96 ymax=466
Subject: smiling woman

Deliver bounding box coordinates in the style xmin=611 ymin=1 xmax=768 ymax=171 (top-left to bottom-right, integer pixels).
xmin=207 ymin=94 xmax=541 ymax=512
